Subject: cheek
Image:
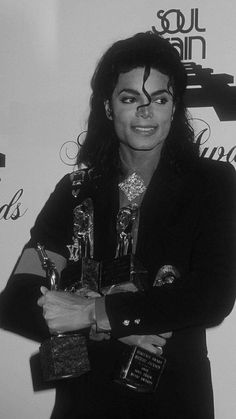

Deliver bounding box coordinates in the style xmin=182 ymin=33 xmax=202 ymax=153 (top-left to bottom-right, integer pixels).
xmin=162 ymin=120 xmax=172 ymax=138
xmin=157 ymin=114 xmax=172 ymax=140
xmin=163 ymin=117 xmax=172 ymax=129
xmin=113 ymin=111 xmax=130 ymax=134
xmin=159 ymin=110 xmax=173 ymax=129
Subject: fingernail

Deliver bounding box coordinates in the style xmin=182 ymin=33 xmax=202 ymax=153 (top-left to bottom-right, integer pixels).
xmin=40 ymin=286 xmax=48 ymax=295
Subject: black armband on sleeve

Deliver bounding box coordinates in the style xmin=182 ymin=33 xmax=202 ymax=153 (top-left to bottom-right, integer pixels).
xmin=0 ymin=274 xmax=50 ymax=342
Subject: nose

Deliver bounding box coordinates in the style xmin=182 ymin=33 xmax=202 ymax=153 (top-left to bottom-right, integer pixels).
xmin=136 ymin=104 xmax=153 ymax=119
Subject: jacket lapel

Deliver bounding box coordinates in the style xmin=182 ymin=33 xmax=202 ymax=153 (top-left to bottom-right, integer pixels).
xmin=136 ymin=161 xmax=188 ymax=280
xmin=93 ymin=176 xmax=119 ymax=261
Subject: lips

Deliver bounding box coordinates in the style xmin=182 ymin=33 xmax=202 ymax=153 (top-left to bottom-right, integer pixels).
xmin=132 ymin=126 xmax=158 ymax=135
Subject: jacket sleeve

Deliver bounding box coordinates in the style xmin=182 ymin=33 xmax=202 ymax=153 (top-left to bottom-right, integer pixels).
xmin=0 ymin=273 xmax=50 ymax=342
xmin=0 ymin=174 xmax=72 ymax=342
xmin=105 ymin=163 xmax=236 ymax=338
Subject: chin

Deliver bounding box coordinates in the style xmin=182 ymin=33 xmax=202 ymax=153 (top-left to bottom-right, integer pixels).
xmin=129 ymin=140 xmax=164 ymax=152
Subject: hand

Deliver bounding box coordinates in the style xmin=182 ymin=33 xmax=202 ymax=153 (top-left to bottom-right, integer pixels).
xmin=119 ymin=331 xmax=172 ymax=355
xmin=103 ymin=281 xmax=138 ymax=295
xmin=75 ymin=288 xmax=101 ymax=298
xmin=89 ymin=324 xmax=111 ymax=341
xmin=37 ymin=287 xmax=95 ymax=335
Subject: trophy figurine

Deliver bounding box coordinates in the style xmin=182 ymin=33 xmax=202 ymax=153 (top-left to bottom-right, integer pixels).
xmin=100 ymin=205 xmax=148 ymax=293
xmin=36 ymin=198 xmax=99 ymax=382
xmin=66 ymin=197 xmax=100 ymax=294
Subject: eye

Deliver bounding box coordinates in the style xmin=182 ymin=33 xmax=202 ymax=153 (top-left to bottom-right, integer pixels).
xmin=153 ymin=96 xmax=168 ymax=105
xmin=120 ymin=96 xmax=136 ymax=104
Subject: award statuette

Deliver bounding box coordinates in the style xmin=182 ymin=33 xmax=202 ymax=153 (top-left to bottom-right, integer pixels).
xmin=36 ymin=198 xmax=99 ymax=382
xmin=100 ymin=205 xmax=148 ymax=293
xmin=36 ymin=244 xmax=90 ymax=382
xmin=66 ymin=197 xmax=100 ymax=293
xmin=108 ymin=206 xmax=177 ymax=393
xmin=114 ymin=264 xmax=180 ymax=393
xmin=100 ymin=205 xmax=164 ymax=392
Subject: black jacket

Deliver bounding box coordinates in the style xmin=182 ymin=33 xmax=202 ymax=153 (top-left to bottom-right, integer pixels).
xmin=1 ymin=157 xmax=236 ymax=419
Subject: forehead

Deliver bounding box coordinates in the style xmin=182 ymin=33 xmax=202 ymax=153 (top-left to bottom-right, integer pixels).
xmin=113 ymin=67 xmax=170 ymax=94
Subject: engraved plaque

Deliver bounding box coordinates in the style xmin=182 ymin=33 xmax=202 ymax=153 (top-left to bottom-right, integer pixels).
xmin=114 ymin=346 xmax=166 ymax=393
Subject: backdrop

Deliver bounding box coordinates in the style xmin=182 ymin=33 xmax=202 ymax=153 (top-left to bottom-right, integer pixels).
xmin=0 ymin=1 xmax=235 ymax=418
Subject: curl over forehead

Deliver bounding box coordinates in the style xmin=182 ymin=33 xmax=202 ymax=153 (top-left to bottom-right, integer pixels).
xmin=91 ymin=32 xmax=187 ymax=102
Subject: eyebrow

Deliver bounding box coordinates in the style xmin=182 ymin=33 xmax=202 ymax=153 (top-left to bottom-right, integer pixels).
xmin=118 ymin=88 xmax=170 ymax=96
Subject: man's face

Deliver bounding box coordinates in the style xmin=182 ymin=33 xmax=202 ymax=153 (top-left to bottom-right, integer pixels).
xmin=107 ymin=67 xmax=175 ymax=154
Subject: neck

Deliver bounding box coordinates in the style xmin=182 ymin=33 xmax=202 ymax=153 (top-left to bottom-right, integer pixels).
xmin=119 ymin=145 xmax=162 ymax=180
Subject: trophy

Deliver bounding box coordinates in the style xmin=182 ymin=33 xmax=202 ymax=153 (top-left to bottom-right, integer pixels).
xmin=100 ymin=205 xmax=148 ymax=293
xmin=65 ymin=197 xmax=100 ymax=294
xmin=113 ymin=263 xmax=181 ymax=392
xmin=106 ymin=205 xmax=173 ymax=393
xmin=36 ymin=198 xmax=99 ymax=382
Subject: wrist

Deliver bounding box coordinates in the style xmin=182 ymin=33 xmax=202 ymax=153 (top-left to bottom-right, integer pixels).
xmin=85 ymin=298 xmax=96 ymax=327
xmin=95 ymin=297 xmax=111 ymax=332
xmin=89 ymin=299 xmax=96 ymax=325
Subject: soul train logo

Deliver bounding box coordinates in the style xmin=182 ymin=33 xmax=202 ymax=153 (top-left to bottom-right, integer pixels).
xmin=152 ymin=9 xmax=206 ymax=60
xmin=0 ymin=154 xmax=27 ymax=221
xmin=152 ymin=8 xmax=236 ymax=122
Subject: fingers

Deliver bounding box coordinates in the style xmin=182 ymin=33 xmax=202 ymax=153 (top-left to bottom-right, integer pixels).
xmin=119 ymin=333 xmax=170 ymax=356
xmin=155 ymin=346 xmax=164 ymax=356
xmin=106 ymin=282 xmax=138 ymax=295
xmin=40 ymin=286 xmax=49 ymax=295
xmin=138 ymin=333 xmax=174 ymax=355
xmin=89 ymin=325 xmax=111 ymax=341
xmin=37 ymin=289 xmax=69 ymax=307
xmin=139 ymin=342 xmax=163 ymax=355
xmin=47 ymin=317 xmax=65 ymax=335
xmin=136 ymin=335 xmax=165 ymax=355
xmin=42 ymin=305 xmax=62 ymax=320
xmin=138 ymin=334 xmax=167 ymax=348
xmin=76 ymin=289 xmax=101 ymax=298
xmin=37 ymin=286 xmax=49 ymax=307
xmin=37 ymin=296 xmax=45 ymax=307
xmin=158 ymin=331 xmax=173 ymax=339
xmin=37 ymin=289 xmax=95 ymax=334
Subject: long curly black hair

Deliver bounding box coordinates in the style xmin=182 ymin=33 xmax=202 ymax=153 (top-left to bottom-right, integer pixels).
xmin=77 ymin=31 xmax=199 ymax=176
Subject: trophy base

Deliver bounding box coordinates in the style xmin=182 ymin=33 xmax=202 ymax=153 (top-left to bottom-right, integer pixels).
xmin=62 ymin=258 xmax=100 ymax=293
xmin=39 ymin=334 xmax=90 ymax=382
xmin=113 ymin=346 xmax=166 ymax=393
xmin=81 ymin=257 xmax=100 ymax=292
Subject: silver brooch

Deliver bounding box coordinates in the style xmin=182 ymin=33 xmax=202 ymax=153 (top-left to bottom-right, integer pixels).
xmin=118 ymin=172 xmax=146 ymax=202
xmin=153 ymin=265 xmax=180 ymax=287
